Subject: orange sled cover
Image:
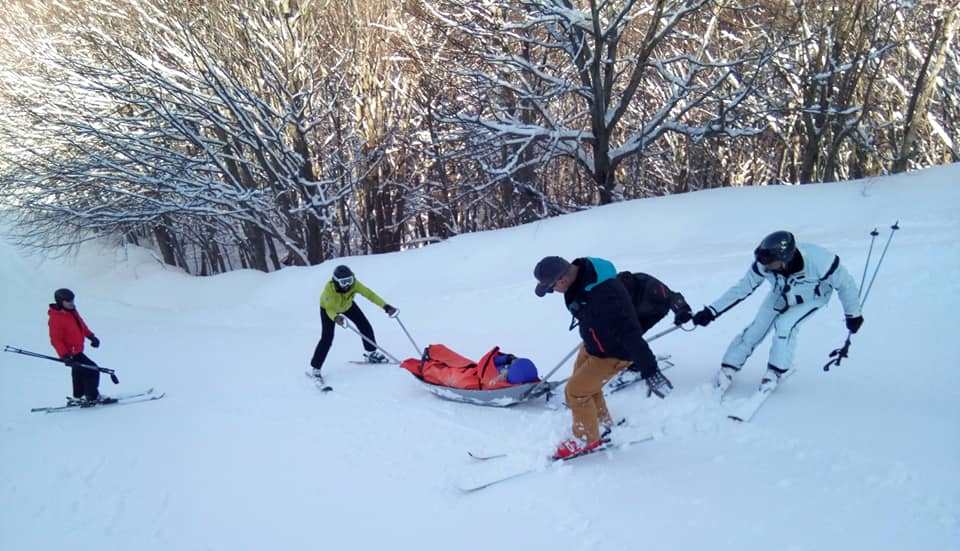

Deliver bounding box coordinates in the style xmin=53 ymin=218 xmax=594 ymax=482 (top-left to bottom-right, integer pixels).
xmin=400 ymin=344 xmax=520 ymax=390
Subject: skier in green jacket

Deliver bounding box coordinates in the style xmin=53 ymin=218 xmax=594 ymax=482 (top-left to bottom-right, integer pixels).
xmin=309 ymin=265 xmax=398 ymax=377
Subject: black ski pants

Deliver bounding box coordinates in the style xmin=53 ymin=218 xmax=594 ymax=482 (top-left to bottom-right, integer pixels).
xmin=70 ymin=352 xmax=101 ymax=400
xmin=310 ymin=303 xmax=377 ymax=370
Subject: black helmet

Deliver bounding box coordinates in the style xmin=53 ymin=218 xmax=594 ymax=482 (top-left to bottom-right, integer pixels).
xmin=754 ymin=231 xmax=796 ymax=265
xmin=332 ymin=265 xmax=355 ymax=290
xmin=54 ymin=288 xmax=75 ymax=306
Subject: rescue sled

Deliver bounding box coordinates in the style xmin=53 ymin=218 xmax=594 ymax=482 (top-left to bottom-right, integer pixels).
xmin=400 ymin=344 xmax=557 ymax=407
xmin=418 ymin=378 xmax=564 ymax=407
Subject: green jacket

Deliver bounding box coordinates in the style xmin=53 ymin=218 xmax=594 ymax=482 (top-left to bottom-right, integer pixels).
xmin=319 ymin=279 xmax=387 ymax=321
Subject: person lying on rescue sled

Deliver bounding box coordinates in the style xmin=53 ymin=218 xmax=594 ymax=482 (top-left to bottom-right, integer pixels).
xmin=691 ymin=231 xmax=864 ymax=394
xmin=534 ymin=256 xmax=674 ymax=460
xmin=309 ymin=265 xmax=398 ymax=378
xmin=399 ymin=345 xmax=538 ymax=390
xmin=492 ymin=354 xmax=539 ymax=385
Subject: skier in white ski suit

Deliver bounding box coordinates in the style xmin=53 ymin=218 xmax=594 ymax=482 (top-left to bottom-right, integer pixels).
xmin=692 ymin=231 xmax=864 ymax=391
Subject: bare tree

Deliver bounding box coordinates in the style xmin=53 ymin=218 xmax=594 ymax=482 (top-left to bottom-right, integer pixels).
xmin=0 ymin=0 xmax=955 ymax=273
xmin=892 ymin=7 xmax=958 ymax=173
xmin=417 ymin=0 xmax=773 ymax=205
xmin=0 ymin=0 xmax=374 ymax=272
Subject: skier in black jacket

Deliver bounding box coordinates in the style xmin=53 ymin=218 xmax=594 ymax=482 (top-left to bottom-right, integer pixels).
xmin=534 ymin=256 xmax=674 ymax=459
xmin=617 ymin=271 xmax=693 ymax=344
xmin=602 ymin=271 xmax=692 ymax=389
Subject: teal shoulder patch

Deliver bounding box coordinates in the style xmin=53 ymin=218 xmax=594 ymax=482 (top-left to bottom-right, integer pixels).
xmin=584 ymin=257 xmax=617 ymax=292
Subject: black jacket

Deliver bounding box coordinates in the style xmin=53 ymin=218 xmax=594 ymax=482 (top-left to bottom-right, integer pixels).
xmin=563 ymin=258 xmax=658 ymax=377
xmin=617 ymin=271 xmax=690 ymax=332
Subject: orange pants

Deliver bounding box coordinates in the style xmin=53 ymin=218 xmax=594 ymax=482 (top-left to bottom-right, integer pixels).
xmin=565 ymin=346 xmax=632 ymax=442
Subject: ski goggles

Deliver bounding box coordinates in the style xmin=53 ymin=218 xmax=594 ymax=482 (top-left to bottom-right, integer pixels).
xmin=754 ymin=247 xmax=775 ymax=265
xmin=333 ymin=274 xmax=355 ymax=288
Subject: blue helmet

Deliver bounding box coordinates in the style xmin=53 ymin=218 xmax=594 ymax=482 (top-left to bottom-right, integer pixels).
xmin=506 ymin=358 xmax=539 ymax=384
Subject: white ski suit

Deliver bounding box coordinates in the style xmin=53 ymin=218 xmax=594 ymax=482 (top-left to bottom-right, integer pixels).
xmin=707 ymin=243 xmax=862 ymax=372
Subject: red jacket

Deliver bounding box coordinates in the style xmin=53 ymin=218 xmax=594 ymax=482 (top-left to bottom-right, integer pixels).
xmin=48 ymin=305 xmax=95 ymax=358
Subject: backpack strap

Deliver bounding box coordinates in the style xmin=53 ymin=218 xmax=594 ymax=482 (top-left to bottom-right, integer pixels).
xmin=416 ymin=346 xmax=432 ymax=379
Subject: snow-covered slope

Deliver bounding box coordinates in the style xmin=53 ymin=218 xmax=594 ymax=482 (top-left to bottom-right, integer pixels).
xmin=1 ymin=165 xmax=958 ymax=551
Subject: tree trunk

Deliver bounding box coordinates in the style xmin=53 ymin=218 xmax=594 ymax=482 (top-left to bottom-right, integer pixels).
xmin=153 ymin=222 xmax=178 ymax=268
xmin=892 ymin=10 xmax=958 ymax=173
xmin=265 ymin=237 xmax=281 ymax=271
xmin=593 ymin=131 xmax=615 ymax=204
xmin=243 ymin=222 xmax=269 ymax=272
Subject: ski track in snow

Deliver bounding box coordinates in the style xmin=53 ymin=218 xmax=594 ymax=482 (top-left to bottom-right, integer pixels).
xmin=1 ymin=165 xmax=959 ymax=550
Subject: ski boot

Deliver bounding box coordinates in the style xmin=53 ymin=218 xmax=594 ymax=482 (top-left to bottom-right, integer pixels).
xmin=715 ymin=364 xmax=739 ymax=395
xmin=758 ymin=365 xmax=790 ymax=392
xmin=96 ymin=394 xmax=118 ymax=405
xmin=77 ymin=396 xmax=97 ymax=408
xmin=552 ymin=437 xmax=607 ymax=460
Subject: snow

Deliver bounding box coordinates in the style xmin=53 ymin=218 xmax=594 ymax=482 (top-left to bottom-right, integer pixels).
xmin=2 ymin=164 xmax=959 ymax=550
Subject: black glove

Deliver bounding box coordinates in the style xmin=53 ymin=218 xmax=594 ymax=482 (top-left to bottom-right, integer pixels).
xmin=88 ymin=335 xmax=100 ymax=348
xmin=384 ymin=304 xmax=398 ymax=317
xmin=692 ymin=307 xmax=716 ymax=327
xmin=644 ymin=370 xmax=674 ymax=399
xmin=63 ymin=355 xmax=80 ymax=368
xmin=845 ymin=315 xmax=864 ymax=334
xmin=673 ymin=306 xmax=693 ymax=326
xmin=334 ymin=314 xmax=346 ymax=327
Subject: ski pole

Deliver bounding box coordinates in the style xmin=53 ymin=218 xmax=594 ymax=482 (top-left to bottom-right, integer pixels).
xmin=859 ymin=228 xmax=879 ymax=295
xmin=534 ymin=344 xmax=580 ymax=386
xmin=645 ymin=324 xmax=683 ymax=342
xmin=860 ymin=221 xmax=899 ymax=307
xmin=521 ymin=324 xmax=684 ymax=401
xmin=393 ymin=316 xmax=421 ymax=355
xmin=822 ymin=336 xmax=852 ymax=372
xmin=516 ymin=344 xmax=580 ymax=402
xmin=3 ymin=345 xmax=120 ymax=384
xmin=340 ymin=321 xmax=401 ymax=364
xmin=824 ymin=221 xmax=899 ymax=372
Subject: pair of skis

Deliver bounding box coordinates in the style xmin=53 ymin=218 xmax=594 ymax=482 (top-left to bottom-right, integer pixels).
xmin=459 ymin=428 xmax=656 ymax=493
xmin=719 ymin=369 xmax=793 ymax=422
xmin=31 ymin=388 xmax=165 ymax=413
xmin=457 ymin=391 xmax=776 ymax=493
xmin=459 ymin=373 xmax=788 ymax=493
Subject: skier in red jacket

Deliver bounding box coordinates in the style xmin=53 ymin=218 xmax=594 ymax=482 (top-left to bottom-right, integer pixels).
xmin=48 ymin=288 xmax=112 ymax=405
